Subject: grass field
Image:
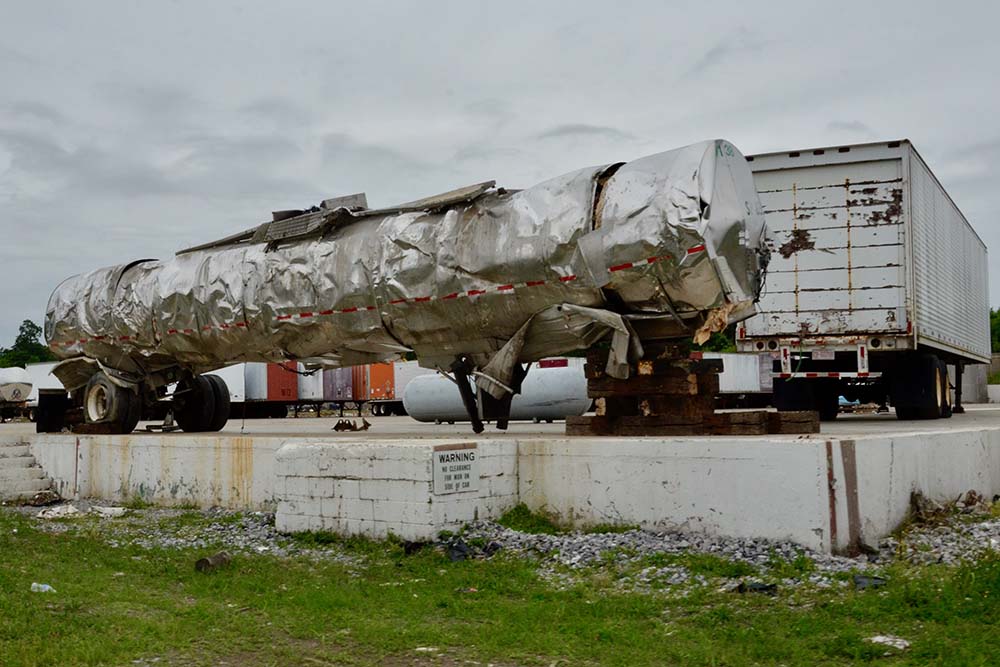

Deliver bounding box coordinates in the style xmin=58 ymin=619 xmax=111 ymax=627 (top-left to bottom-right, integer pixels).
xmin=1 ymin=508 xmax=998 ymax=666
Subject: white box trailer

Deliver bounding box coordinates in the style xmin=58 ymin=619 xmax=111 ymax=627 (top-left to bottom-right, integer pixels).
xmin=738 ymin=140 xmax=989 ymax=420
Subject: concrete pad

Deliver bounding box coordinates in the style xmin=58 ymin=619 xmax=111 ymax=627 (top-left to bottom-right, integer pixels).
xmin=7 ymin=407 xmax=1000 ymax=552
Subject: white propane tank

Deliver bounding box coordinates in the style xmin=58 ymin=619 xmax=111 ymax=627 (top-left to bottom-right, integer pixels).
xmin=0 ymin=367 xmax=33 ymax=403
xmin=403 ymin=358 xmax=590 ymax=422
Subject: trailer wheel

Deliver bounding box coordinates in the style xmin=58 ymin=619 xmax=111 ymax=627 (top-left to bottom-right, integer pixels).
xmin=772 ymin=378 xmax=815 ymax=412
xmin=204 ymin=374 xmax=231 ymax=431
xmin=84 ymin=372 xmax=141 ymax=434
xmin=817 ymin=385 xmax=840 ymax=422
xmin=937 ymin=360 xmax=953 ymax=419
xmin=174 ymin=376 xmax=216 ymax=432
xmin=893 ymin=353 xmax=941 ymax=420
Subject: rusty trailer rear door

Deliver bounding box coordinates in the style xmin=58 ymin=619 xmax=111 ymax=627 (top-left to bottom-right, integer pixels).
xmin=747 ymin=146 xmax=909 ymax=339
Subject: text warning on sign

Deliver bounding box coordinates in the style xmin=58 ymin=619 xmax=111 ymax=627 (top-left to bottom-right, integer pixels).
xmin=432 ymin=443 xmax=479 ymax=495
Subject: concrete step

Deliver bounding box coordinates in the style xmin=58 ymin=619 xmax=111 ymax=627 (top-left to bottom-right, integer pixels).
xmin=0 ymin=466 xmax=46 ymax=482
xmin=0 ymin=455 xmax=37 ymax=469
xmin=0 ymin=444 xmax=31 ymax=458
xmin=0 ymin=477 xmax=53 ymax=501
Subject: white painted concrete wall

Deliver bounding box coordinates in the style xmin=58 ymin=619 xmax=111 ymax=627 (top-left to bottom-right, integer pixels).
xmin=29 ymin=433 xmax=293 ymax=509
xmin=274 ymin=439 xmax=518 ymax=539
xmin=518 ymin=437 xmax=833 ymax=551
xmin=22 ymin=426 xmax=1000 ymax=552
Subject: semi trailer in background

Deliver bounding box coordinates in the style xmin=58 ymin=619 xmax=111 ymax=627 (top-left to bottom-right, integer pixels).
xmin=0 ymin=367 xmax=32 ymax=420
xmin=738 ymin=140 xmax=989 ymax=420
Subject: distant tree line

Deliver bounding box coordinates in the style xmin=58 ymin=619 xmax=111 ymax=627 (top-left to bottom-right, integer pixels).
xmin=992 ymin=309 xmax=1000 ymax=353
xmin=0 ymin=320 xmax=56 ymax=368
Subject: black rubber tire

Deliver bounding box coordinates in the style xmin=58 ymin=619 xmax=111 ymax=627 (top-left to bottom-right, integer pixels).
xmin=938 ymin=360 xmax=953 ymax=419
xmin=772 ymin=378 xmax=816 ymax=412
xmin=204 ymin=374 xmax=231 ymax=432
xmin=893 ymin=354 xmax=941 ymax=420
xmin=174 ymin=376 xmax=216 ymax=433
xmin=119 ymin=389 xmax=142 ymax=435
xmin=817 ymin=387 xmax=840 ymax=422
xmin=84 ymin=372 xmax=139 ymax=433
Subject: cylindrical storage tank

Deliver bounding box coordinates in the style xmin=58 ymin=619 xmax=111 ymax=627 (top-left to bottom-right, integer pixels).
xmin=0 ymin=367 xmax=32 ymax=403
xmin=393 ymin=360 xmax=435 ymax=398
xmin=297 ymin=363 xmax=324 ymax=401
xmin=403 ymin=358 xmax=590 ymax=422
xmin=267 ymin=362 xmax=298 ymax=401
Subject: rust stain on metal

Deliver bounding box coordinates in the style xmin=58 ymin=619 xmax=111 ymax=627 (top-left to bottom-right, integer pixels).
xmin=867 ymin=189 xmax=903 ymax=224
xmin=637 ymin=360 xmax=654 ymax=376
xmin=825 ymin=441 xmax=838 ymax=549
xmin=778 ymin=229 xmax=816 ymax=259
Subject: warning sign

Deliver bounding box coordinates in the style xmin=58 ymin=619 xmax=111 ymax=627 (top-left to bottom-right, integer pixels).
xmin=432 ymin=443 xmax=479 ymax=495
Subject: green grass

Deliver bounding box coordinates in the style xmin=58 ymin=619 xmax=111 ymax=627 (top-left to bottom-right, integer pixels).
xmin=987 ymin=370 xmax=1000 ymax=385
xmin=497 ymin=503 xmax=562 ymax=534
xmin=2 ymin=509 xmax=1000 ymax=666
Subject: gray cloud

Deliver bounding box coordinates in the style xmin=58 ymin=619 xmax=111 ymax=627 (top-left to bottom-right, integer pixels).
xmin=537 ymin=124 xmax=634 ymax=142
xmin=827 ymin=120 xmax=875 ymax=135
xmin=1 ymin=1 xmax=999 ymax=346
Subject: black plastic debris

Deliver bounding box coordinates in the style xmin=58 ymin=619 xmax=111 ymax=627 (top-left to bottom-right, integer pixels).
xmin=447 ymin=539 xmax=472 ymax=562
xmin=853 ymin=574 xmax=888 ymax=590
xmin=403 ymin=540 xmax=428 ymax=556
xmin=483 ymin=541 xmax=503 ymax=557
xmin=736 ymin=581 xmax=777 ymax=595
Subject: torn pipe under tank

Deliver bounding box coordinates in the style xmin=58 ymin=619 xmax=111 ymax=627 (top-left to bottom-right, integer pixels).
xmin=45 ymin=139 xmax=769 ymax=393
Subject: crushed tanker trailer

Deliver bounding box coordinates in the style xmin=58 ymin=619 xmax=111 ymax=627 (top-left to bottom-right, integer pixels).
xmin=42 ymin=139 xmax=769 ymax=434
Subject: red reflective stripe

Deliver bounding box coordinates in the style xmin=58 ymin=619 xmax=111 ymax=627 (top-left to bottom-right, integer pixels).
xmin=538 ymin=358 xmax=568 ymax=368
xmin=341 ymin=307 xmax=358 ymax=313
xmin=686 ymin=244 xmax=706 ymax=254
xmin=390 ymin=298 xmax=407 ymax=305
xmin=525 ymin=280 xmax=545 ymax=287
xmin=559 ymin=275 xmax=577 ymax=282
xmin=366 ymin=306 xmax=376 ymax=310
xmin=496 ymin=284 xmax=514 ymax=291
xmin=779 ymin=373 xmax=791 ymax=378
xmin=806 ymin=372 xmax=818 ymax=378
xmin=235 ymin=321 xmax=248 ymax=327
xmin=689 ymin=351 xmax=703 ymax=360
xmin=646 ymin=256 xmax=661 ymax=264
xmin=318 ymin=309 xmax=334 ymax=315
xmin=275 ymin=315 xmax=292 ymax=321
xmin=92 ymin=335 xmax=106 ymax=341
xmin=119 ymin=335 xmax=132 ymax=341
xmin=413 ymin=296 xmax=432 ymax=302
xmin=609 ymin=262 xmax=633 ymax=272
xmin=441 ymin=293 xmax=460 ymax=300
xmin=467 ymin=289 xmax=486 ymax=296
xmin=828 ymin=372 xmax=840 ymax=378
xmin=858 ymin=372 xmax=869 ymax=377
xmin=184 ymin=328 xmax=194 ymax=334
xmin=298 ymin=312 xmax=313 ymax=319
xmin=167 ymin=329 xmax=178 ymax=335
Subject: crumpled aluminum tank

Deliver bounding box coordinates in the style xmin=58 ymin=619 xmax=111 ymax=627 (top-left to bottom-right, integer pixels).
xmin=45 ymin=139 xmax=768 ymax=390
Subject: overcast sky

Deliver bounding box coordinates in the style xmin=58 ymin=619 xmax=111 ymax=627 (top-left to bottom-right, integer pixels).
xmin=1 ymin=1 xmax=998 ymax=346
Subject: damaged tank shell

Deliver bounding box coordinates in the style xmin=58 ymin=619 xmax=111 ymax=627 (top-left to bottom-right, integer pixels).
xmin=45 ymin=139 xmax=768 ymax=393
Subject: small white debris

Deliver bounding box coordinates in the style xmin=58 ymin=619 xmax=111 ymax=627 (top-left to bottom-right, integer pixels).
xmin=30 ymin=582 xmax=56 ymax=593
xmin=866 ymin=635 xmax=910 ymax=651
xmin=414 ymin=647 xmax=439 ymax=652
xmin=92 ymin=506 xmax=128 ymax=519
xmin=37 ymin=505 xmax=80 ymax=519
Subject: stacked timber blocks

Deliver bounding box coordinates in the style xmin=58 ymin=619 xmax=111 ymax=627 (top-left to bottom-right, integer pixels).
xmin=565 ymin=349 xmax=819 ymax=436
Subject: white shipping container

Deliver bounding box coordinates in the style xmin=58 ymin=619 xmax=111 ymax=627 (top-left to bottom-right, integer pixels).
xmin=24 ymin=361 xmax=60 ymax=405
xmin=244 ymin=362 xmax=268 ymax=401
xmin=297 ymin=363 xmax=325 ymax=401
xmin=210 ymin=363 xmax=246 ymax=402
xmin=742 ymin=140 xmax=989 ymax=364
xmin=703 ymin=353 xmax=762 ymax=393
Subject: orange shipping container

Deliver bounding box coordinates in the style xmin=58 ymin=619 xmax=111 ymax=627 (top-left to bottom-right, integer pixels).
xmin=368 ymin=363 xmax=394 ymax=400
xmin=266 ymin=362 xmax=298 ymax=401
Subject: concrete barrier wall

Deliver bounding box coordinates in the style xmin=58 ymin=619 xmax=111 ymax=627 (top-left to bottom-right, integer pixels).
xmin=518 ymin=438 xmax=833 ymax=551
xmin=30 ymin=433 xmax=298 ymax=509
xmin=22 ymin=426 xmax=1000 ymax=552
xmin=274 ymin=439 xmax=518 ymax=540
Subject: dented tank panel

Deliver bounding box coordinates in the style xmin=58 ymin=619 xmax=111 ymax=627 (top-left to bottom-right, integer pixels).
xmin=45 ymin=140 xmax=768 ymax=390
xmin=742 ymin=140 xmax=989 ymax=363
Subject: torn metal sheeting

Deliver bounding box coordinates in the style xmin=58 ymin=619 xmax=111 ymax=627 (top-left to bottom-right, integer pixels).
xmin=45 ymin=140 xmax=769 ymax=397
